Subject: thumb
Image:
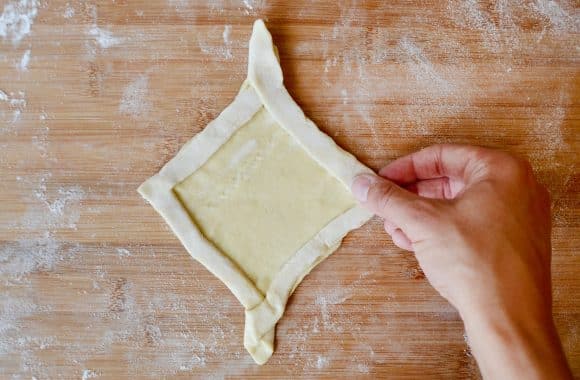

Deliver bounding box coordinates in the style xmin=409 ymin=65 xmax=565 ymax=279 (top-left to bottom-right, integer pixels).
xmin=351 ymin=174 xmax=428 ymax=231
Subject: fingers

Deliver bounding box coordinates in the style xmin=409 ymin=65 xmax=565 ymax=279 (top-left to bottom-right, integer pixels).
xmin=378 ymin=144 xmax=487 ymax=185
xmin=383 ymin=219 xmax=398 ymax=235
xmin=391 ymin=229 xmax=413 ymax=251
xmin=384 ymin=220 xmax=413 ymax=251
xmin=405 ymin=177 xmax=464 ymax=200
xmin=351 ymin=174 xmax=427 ymax=231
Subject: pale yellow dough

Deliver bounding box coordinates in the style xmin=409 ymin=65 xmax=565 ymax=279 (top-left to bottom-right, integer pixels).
xmin=174 ymin=107 xmax=355 ymax=293
xmin=138 ymin=20 xmax=373 ymax=365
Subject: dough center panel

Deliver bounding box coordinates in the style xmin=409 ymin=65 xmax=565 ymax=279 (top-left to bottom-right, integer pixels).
xmin=173 ymin=106 xmax=355 ymax=293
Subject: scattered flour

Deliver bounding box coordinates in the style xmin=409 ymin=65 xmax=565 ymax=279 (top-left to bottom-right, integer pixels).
xmin=449 ymin=0 xmax=578 ymax=53
xmin=394 ymin=36 xmax=478 ymax=134
xmin=197 ymin=25 xmax=235 ymax=61
xmin=0 ymin=90 xmax=27 ymax=125
xmin=8 ymin=91 xmax=26 ymax=108
xmin=222 ymin=24 xmax=233 ymax=58
xmin=241 ymin=0 xmax=266 ymax=13
xmin=315 ymin=355 xmax=330 ymax=369
xmin=1 ymin=113 xmax=87 ymax=374
xmin=88 ymin=26 xmax=123 ymax=49
xmin=319 ymin=4 xmax=385 ymax=156
xmin=0 ymin=294 xmax=55 ymax=379
xmin=81 ymin=369 xmax=98 ymax=379
xmin=0 ymin=297 xmax=48 ymax=335
xmin=447 ymin=0 xmax=502 ymax=53
xmin=222 ymin=25 xmax=232 ymax=46
xmin=63 ymin=3 xmax=74 ymax=19
xmin=526 ymin=89 xmax=569 ymax=167
xmin=167 ymin=0 xmax=190 ymax=11
xmin=116 ymin=248 xmax=132 ymax=258
xmin=533 ymin=101 xmax=567 ymax=149
xmin=1 ymin=173 xmax=85 ymax=286
xmin=355 ymin=362 xmax=370 ymax=373
xmin=0 ymin=232 xmax=68 ymax=283
xmin=399 ymin=37 xmax=455 ymax=96
xmin=314 ymin=273 xmax=372 ymax=333
xmin=31 ymin=123 xmax=50 ymax=159
xmin=0 ymin=0 xmax=38 ymax=46
xmin=531 ymin=0 xmax=579 ymax=34
xmin=16 ymin=173 xmax=85 ymax=230
xmin=17 ymin=49 xmax=30 ymax=71
xmin=119 ymin=75 xmax=150 ymax=119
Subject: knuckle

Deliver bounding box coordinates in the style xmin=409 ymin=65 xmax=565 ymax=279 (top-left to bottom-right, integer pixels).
xmin=376 ymin=182 xmax=397 ymax=213
xmin=502 ymin=154 xmax=522 ymax=172
xmin=491 ymin=152 xmax=534 ymax=182
xmin=408 ymin=199 xmax=439 ymax=223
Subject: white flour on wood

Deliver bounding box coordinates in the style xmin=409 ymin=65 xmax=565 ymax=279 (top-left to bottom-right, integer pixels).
xmin=0 ymin=0 xmax=38 ymax=46
xmin=16 ymin=49 xmax=30 ymax=71
xmin=119 ymin=75 xmax=151 ymax=119
xmin=0 ymin=90 xmax=27 ymax=126
xmin=63 ymin=3 xmax=74 ymax=19
xmin=197 ymin=25 xmax=236 ymax=61
xmin=88 ymin=26 xmax=123 ymax=49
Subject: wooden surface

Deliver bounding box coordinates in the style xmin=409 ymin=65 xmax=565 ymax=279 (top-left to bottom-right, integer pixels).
xmin=0 ymin=0 xmax=578 ymax=378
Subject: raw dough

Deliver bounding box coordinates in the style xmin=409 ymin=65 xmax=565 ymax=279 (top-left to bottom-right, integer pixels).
xmin=138 ymin=20 xmax=373 ymax=364
xmin=173 ymin=107 xmax=356 ymax=294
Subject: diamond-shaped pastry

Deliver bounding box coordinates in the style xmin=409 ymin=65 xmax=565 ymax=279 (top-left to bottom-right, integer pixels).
xmin=138 ymin=19 xmax=373 ymax=364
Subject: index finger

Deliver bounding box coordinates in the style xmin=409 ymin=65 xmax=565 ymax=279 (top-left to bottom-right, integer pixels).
xmin=378 ymin=144 xmax=488 ymax=184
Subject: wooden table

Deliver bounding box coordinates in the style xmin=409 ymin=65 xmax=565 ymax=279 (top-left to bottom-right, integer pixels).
xmin=0 ymin=0 xmax=578 ymax=378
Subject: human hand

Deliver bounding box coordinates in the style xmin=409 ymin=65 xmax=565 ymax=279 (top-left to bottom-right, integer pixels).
xmin=352 ymin=144 xmax=571 ymax=379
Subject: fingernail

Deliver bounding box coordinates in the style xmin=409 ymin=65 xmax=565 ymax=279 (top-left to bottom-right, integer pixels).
xmin=352 ymin=174 xmax=375 ymax=202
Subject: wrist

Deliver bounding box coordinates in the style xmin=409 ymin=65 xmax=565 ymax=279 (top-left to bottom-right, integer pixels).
xmin=461 ymin=305 xmax=571 ymax=379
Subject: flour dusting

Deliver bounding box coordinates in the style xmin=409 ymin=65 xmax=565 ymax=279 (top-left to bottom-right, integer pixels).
xmin=0 ymin=296 xmax=49 ymax=334
xmin=315 ymin=355 xmax=330 ymax=369
xmin=16 ymin=173 xmax=85 ymax=231
xmin=81 ymin=369 xmax=98 ymax=379
xmin=448 ymin=0 xmax=578 ymax=54
xmin=531 ymin=0 xmax=579 ymax=34
xmin=17 ymin=49 xmax=30 ymax=71
xmin=63 ymin=3 xmax=74 ymax=19
xmin=0 ymin=233 xmax=69 ymax=283
xmin=197 ymin=25 xmax=235 ymax=61
xmin=319 ymin=4 xmax=386 ymax=155
xmin=238 ymin=0 xmax=265 ymax=15
xmin=314 ymin=273 xmax=372 ymax=333
xmin=399 ymin=38 xmax=455 ymax=96
xmin=222 ymin=25 xmax=233 ymax=59
xmin=526 ymin=89 xmax=569 ymax=167
xmin=448 ymin=0 xmax=501 ymax=52
xmin=88 ymin=26 xmax=123 ymax=49
xmin=119 ymin=75 xmax=150 ymax=119
xmin=0 ymin=0 xmax=38 ymax=46
xmin=116 ymin=248 xmax=132 ymax=258
xmin=167 ymin=0 xmax=189 ymax=11
xmin=0 ymin=90 xmax=27 ymax=125
xmin=46 ymin=187 xmax=85 ymax=221
xmin=394 ymin=36 xmax=478 ymax=133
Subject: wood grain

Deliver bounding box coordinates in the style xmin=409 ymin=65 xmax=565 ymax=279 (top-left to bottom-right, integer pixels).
xmin=0 ymin=0 xmax=578 ymax=378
